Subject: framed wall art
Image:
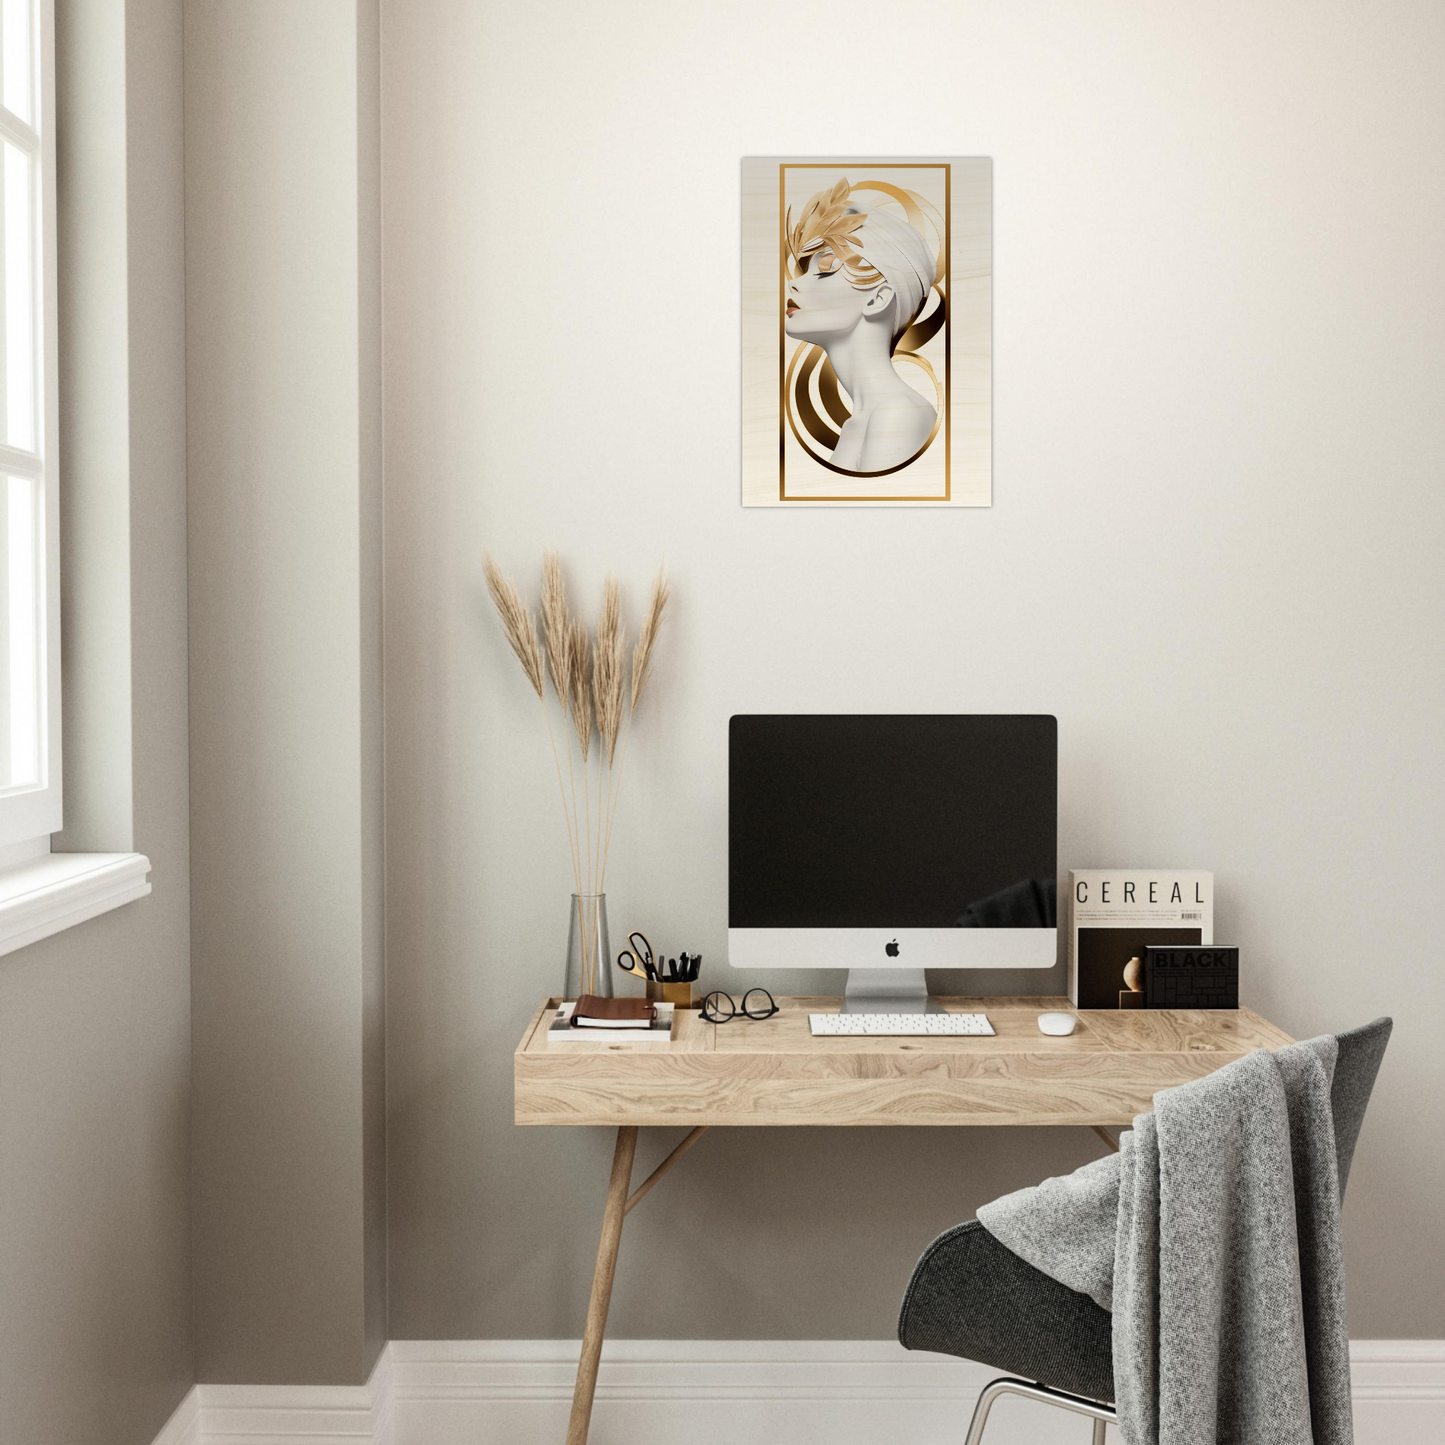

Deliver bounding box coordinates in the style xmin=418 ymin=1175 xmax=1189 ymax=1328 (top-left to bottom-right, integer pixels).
xmin=742 ymin=157 xmax=991 ymax=507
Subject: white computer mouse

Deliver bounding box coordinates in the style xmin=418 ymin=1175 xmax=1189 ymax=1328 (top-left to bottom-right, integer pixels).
xmin=1037 ymin=1011 xmax=1078 ymax=1037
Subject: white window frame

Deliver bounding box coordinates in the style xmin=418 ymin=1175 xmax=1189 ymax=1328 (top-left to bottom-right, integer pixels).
xmin=0 ymin=0 xmax=59 ymax=853
xmin=0 ymin=0 xmax=150 ymax=955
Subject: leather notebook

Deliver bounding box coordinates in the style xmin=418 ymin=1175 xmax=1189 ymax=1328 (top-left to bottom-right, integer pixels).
xmin=571 ymin=995 xmax=657 ymax=1029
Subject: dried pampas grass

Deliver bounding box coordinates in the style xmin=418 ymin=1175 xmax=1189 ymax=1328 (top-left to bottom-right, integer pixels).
xmin=540 ymin=550 xmax=572 ymax=706
xmin=631 ymin=568 xmax=670 ymax=710
xmin=483 ymin=555 xmax=544 ymax=700
xmin=483 ymin=551 xmax=669 ymax=918
xmin=567 ymin=618 xmax=593 ymax=761
xmin=593 ymin=578 xmax=625 ymax=766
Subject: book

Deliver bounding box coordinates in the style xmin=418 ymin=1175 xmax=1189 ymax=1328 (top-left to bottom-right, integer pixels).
xmin=1068 ymin=870 xmax=1213 ymax=1009
xmin=571 ymin=994 xmax=656 ymax=1028
xmin=546 ymin=1000 xmax=676 ymax=1045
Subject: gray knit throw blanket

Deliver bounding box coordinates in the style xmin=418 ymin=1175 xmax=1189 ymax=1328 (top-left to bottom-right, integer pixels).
xmin=977 ymin=1038 xmax=1353 ymax=1445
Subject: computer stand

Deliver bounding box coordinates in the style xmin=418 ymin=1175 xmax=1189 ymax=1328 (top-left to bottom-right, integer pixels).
xmin=840 ymin=967 xmax=942 ymax=1014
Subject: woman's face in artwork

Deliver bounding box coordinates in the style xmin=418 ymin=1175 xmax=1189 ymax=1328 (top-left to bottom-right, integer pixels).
xmin=785 ymin=245 xmax=889 ymax=345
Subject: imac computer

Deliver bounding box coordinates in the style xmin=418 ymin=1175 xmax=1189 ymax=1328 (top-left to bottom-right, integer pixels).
xmin=728 ymin=714 xmax=1058 ymax=1013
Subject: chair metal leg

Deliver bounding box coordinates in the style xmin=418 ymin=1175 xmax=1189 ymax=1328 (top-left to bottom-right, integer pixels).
xmin=963 ymin=1377 xmax=1117 ymax=1445
xmin=962 ymin=1379 xmax=1008 ymax=1445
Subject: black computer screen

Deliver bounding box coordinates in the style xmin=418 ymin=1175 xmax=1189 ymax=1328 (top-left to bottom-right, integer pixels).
xmin=728 ymin=715 xmax=1057 ymax=928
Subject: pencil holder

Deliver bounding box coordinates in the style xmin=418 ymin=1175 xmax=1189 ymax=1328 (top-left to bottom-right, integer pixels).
xmin=647 ymin=979 xmax=694 ymax=1009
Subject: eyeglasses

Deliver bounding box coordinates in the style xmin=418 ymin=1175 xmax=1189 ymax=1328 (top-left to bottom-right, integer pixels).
xmin=700 ymin=988 xmax=779 ymax=1023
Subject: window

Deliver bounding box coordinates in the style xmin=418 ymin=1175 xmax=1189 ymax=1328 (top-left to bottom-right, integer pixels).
xmin=0 ymin=0 xmax=57 ymax=855
xmin=0 ymin=0 xmax=149 ymax=951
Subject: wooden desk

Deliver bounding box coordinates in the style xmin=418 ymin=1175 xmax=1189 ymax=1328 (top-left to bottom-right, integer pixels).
xmin=514 ymin=995 xmax=1293 ymax=1444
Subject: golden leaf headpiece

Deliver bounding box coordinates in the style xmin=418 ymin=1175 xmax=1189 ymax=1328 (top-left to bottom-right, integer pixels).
xmin=785 ymin=177 xmax=884 ymax=290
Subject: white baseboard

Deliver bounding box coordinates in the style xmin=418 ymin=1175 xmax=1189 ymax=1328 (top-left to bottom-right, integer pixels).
xmin=150 ymin=1385 xmax=200 ymax=1445
xmin=150 ymin=1353 xmax=394 ymax=1445
xmin=150 ymin=1339 xmax=1445 ymax=1445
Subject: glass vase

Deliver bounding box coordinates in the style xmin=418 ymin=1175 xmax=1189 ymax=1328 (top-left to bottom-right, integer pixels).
xmin=564 ymin=893 xmax=612 ymax=1001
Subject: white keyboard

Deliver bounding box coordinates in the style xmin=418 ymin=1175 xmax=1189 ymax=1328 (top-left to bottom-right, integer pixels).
xmin=809 ymin=1012 xmax=995 ymax=1037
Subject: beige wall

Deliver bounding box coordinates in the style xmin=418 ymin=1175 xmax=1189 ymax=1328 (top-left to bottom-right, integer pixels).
xmin=186 ymin=0 xmax=385 ymax=1386
xmin=0 ymin=2 xmax=193 ymax=1443
xmin=11 ymin=3 xmax=1443 ymax=1430
xmin=382 ymin=0 xmax=1445 ymax=1342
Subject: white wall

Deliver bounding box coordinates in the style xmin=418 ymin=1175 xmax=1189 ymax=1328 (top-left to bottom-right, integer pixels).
xmin=382 ymin=0 xmax=1445 ymax=1341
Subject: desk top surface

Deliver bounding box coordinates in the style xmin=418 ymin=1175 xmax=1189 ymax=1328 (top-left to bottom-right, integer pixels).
xmin=514 ymin=996 xmax=1293 ymax=1128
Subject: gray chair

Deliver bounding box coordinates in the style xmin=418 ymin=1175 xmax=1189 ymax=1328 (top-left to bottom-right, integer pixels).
xmin=898 ymin=1018 xmax=1392 ymax=1443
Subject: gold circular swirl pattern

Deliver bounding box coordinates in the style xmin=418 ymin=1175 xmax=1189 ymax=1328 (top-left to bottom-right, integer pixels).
xmin=785 ymin=339 xmax=944 ymax=480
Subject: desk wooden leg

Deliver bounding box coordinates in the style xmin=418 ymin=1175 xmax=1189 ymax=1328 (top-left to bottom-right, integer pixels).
xmin=1091 ymin=1125 xmax=1120 ymax=1153
xmin=566 ymin=1125 xmax=638 ymax=1445
xmin=626 ymin=1126 xmax=706 ymax=1215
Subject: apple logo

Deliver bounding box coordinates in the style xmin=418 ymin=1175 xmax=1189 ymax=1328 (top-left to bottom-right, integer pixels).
xmin=885 ymin=939 xmax=900 ymax=957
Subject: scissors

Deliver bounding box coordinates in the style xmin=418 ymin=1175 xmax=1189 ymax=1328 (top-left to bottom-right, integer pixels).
xmin=616 ymin=931 xmax=657 ymax=982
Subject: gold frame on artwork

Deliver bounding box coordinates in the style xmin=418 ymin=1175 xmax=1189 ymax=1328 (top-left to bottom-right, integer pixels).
xmin=777 ymin=162 xmax=951 ymax=503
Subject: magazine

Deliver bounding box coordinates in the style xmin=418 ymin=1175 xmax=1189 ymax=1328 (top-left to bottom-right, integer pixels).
xmin=1068 ymin=870 xmax=1213 ymax=1009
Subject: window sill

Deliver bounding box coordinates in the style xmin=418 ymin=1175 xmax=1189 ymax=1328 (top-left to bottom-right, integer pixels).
xmin=0 ymin=852 xmax=152 ymax=958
